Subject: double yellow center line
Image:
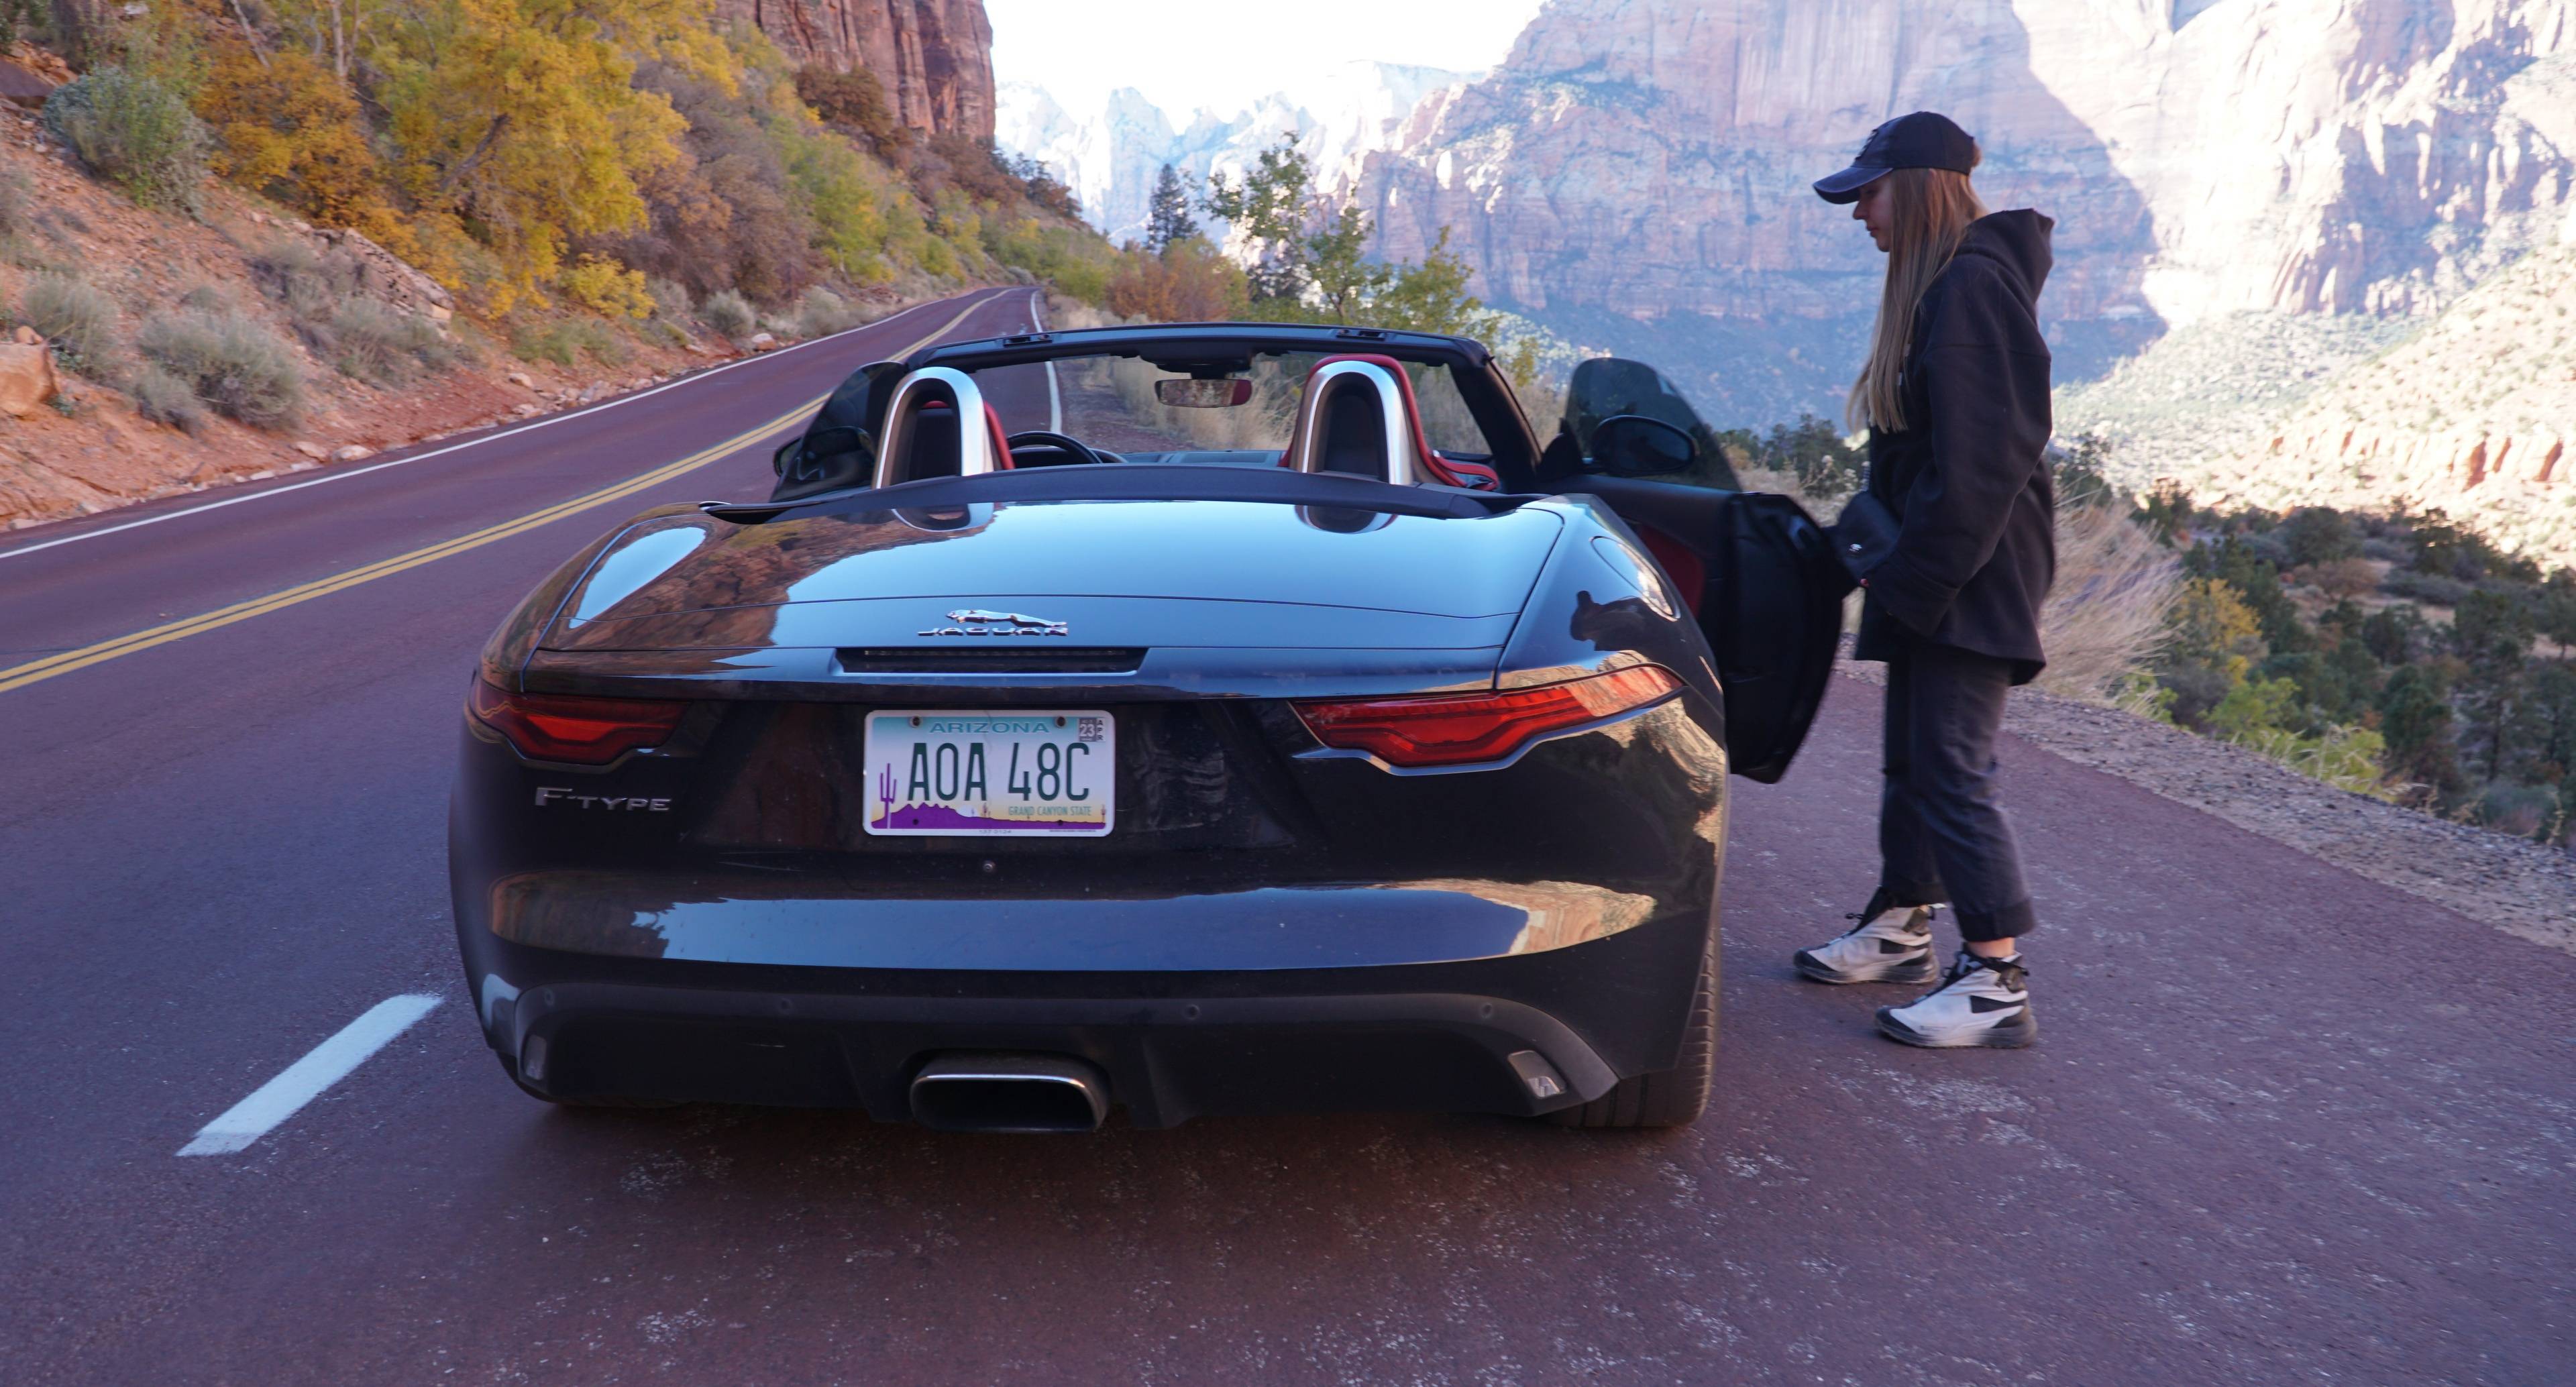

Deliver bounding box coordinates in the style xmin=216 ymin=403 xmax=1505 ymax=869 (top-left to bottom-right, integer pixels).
xmin=0 ymin=294 xmax=998 ymax=697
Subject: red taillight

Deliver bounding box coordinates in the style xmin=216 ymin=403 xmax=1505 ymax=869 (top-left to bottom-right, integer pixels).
xmin=1293 ymin=665 xmax=1682 ymax=769
xmin=469 ymin=679 xmax=686 ymax=764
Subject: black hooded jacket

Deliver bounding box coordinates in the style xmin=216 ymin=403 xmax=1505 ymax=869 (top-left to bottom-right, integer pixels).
xmin=1853 ymin=209 xmax=2057 ymax=683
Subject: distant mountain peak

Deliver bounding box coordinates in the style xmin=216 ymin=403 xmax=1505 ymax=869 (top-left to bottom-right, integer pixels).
xmin=998 ymin=63 xmax=1472 ymax=244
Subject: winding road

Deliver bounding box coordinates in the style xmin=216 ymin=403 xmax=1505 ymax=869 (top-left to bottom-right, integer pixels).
xmin=1 ymin=286 xmax=2567 ymax=1385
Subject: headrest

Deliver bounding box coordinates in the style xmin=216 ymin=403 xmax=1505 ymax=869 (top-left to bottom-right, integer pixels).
xmin=873 ymin=367 xmax=1013 ymax=487
xmin=1283 ymin=353 xmax=1480 ymax=488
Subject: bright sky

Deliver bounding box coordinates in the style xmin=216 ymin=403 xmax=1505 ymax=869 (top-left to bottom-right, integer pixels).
xmin=987 ymin=0 xmax=1548 ymax=118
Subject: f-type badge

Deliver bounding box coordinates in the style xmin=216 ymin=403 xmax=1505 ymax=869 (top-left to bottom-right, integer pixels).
xmin=918 ymin=608 xmax=1071 ymax=637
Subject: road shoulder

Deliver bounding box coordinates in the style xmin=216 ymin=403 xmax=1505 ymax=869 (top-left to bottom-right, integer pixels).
xmin=1834 ymin=661 xmax=2576 ymax=955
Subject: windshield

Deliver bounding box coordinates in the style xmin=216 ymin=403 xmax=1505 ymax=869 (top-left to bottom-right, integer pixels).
xmin=961 ymin=351 xmax=1499 ymax=462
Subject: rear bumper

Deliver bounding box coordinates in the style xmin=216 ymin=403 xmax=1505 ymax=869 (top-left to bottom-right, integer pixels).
xmin=464 ymin=910 xmax=1713 ymax=1125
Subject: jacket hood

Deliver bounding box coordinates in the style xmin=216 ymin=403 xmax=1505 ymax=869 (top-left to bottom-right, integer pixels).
xmin=1953 ymin=209 xmax=2053 ymax=300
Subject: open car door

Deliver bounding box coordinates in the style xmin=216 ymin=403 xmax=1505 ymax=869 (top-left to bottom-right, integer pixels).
xmin=1540 ymin=360 xmax=1845 ymax=783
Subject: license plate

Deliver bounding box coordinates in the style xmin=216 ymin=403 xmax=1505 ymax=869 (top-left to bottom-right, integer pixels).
xmin=863 ymin=710 xmax=1114 ymax=836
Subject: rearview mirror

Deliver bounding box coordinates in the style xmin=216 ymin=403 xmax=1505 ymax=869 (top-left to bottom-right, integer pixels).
xmin=1155 ymin=378 xmax=1253 ymax=408
xmin=1590 ymin=414 xmax=1697 ymax=477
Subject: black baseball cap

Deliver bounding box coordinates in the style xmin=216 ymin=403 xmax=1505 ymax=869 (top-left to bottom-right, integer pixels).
xmin=1813 ymin=111 xmax=1978 ymax=203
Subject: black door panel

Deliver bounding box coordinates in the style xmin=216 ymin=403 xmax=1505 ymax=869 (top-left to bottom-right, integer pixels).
xmin=1561 ymin=476 xmax=1841 ymax=783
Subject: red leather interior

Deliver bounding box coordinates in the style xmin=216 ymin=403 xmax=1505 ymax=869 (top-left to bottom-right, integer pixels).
xmin=984 ymin=402 xmax=1014 ymax=469
xmin=1307 ymin=353 xmax=1486 ymax=489
xmin=1436 ymin=457 xmax=1500 ymax=489
xmin=1632 ymin=524 xmax=1707 ymax=617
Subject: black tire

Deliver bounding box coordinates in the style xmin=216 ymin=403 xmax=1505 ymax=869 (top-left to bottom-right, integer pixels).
xmin=1548 ymin=924 xmax=1717 ymax=1129
xmin=504 ymin=1058 xmax=681 ymax=1109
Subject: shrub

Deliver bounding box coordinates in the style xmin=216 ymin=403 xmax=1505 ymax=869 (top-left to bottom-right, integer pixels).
xmin=2379 ymin=567 xmax=2471 ymax=608
xmin=0 ymin=170 xmax=27 ymax=238
xmin=794 ymin=287 xmax=867 ymax=337
xmin=137 ymin=311 xmax=305 ymax=427
xmin=511 ymin=317 xmax=627 ymax=368
xmin=249 ymin=240 xmax=360 ymax=321
xmin=699 ymin=289 xmax=756 ymax=340
xmin=2155 ymin=576 xmax=2266 ymax=728
xmin=2231 ymin=722 xmax=2394 ymax=799
xmin=560 ymin=256 xmax=655 ymax=318
xmin=129 ymin=362 xmax=206 ymax=433
xmin=2469 ymin=781 xmax=2559 ymax=838
xmin=2291 ymin=557 xmax=2379 ymax=598
xmin=42 ymin=68 xmax=213 ymax=211
xmin=18 ymin=272 xmax=123 ymax=374
xmin=323 ymin=300 xmax=457 ymax=384
xmin=644 ymin=276 xmax=694 ymax=320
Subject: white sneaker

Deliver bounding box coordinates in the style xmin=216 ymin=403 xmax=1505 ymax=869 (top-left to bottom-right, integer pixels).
xmin=1876 ymin=952 xmax=2035 ymax=1048
xmin=1793 ymin=892 xmax=1937 ymax=985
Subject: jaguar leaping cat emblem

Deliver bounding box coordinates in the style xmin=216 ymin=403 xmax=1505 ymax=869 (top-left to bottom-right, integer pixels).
xmin=918 ymin=608 xmax=1071 ymax=637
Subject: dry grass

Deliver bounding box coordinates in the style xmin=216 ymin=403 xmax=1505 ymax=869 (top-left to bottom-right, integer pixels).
xmin=2032 ymin=502 xmax=2182 ymax=705
xmin=1743 ymin=465 xmax=2178 ymax=702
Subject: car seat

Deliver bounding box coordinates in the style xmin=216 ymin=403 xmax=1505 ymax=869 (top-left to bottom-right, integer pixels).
xmin=1281 ymin=354 xmax=1497 ymax=490
xmin=873 ymin=366 xmax=1015 ymax=488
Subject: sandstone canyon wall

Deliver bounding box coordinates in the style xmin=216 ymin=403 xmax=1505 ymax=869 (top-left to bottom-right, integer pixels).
xmin=720 ymin=0 xmax=996 ymax=141
xmin=1351 ymin=0 xmax=2575 ymax=428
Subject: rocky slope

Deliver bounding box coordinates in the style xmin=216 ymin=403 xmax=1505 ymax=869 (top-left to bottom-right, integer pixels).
xmin=2062 ymin=237 xmax=2576 ymax=559
xmin=1349 ymin=0 xmax=2576 ymax=432
xmin=719 ymin=0 xmax=995 ymax=140
xmin=998 ymin=62 xmax=1468 ymax=245
xmin=0 ymin=121 xmax=718 ymax=529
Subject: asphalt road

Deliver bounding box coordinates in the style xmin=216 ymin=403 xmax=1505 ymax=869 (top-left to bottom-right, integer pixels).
xmin=1 ymin=285 xmax=2568 ymax=1385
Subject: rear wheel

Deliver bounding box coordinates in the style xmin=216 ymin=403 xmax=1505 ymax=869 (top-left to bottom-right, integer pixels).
xmin=1548 ymin=925 xmax=1717 ymax=1129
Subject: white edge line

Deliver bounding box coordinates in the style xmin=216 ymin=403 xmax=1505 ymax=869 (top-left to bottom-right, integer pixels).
xmin=0 ymin=289 xmax=1008 ymax=563
xmin=176 ymin=994 xmax=443 ymax=1157
xmin=1032 ymin=288 xmax=1063 ymax=433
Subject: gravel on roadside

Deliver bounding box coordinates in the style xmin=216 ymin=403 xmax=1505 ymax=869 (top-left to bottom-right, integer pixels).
xmin=1833 ymin=659 xmax=2576 ymax=956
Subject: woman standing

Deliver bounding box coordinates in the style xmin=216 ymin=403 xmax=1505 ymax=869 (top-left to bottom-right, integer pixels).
xmin=1790 ymin=112 xmax=2055 ymax=1049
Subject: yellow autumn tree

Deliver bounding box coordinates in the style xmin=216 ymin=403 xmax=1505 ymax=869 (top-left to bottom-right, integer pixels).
xmin=368 ymin=0 xmax=734 ymax=310
xmin=195 ymin=45 xmax=402 ymax=239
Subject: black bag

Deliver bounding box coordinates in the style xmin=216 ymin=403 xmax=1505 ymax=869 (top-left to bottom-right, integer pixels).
xmin=1827 ymin=490 xmax=1900 ymax=592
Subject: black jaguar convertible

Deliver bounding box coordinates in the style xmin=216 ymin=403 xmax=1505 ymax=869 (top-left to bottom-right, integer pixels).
xmin=449 ymin=322 xmax=1842 ymax=1129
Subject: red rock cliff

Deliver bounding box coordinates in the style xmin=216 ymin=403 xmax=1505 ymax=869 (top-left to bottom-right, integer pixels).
xmin=721 ymin=0 xmax=995 ymax=142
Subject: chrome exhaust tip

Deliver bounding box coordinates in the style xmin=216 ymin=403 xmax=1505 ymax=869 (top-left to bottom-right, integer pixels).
xmin=908 ymin=1054 xmax=1110 ymax=1133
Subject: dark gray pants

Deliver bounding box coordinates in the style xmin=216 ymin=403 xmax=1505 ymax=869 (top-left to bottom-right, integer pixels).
xmin=1878 ymin=641 xmax=2039 ymax=942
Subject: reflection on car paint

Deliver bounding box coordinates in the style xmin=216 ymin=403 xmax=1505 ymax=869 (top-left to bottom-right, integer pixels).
xmin=568 ymin=524 xmax=707 ymax=626
xmin=485 ymin=876 xmax=1676 ymax=972
xmin=619 ymin=501 xmax=1560 ymax=619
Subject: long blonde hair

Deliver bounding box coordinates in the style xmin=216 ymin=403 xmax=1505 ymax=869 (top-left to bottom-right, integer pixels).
xmin=1847 ymin=165 xmax=1988 ymax=433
